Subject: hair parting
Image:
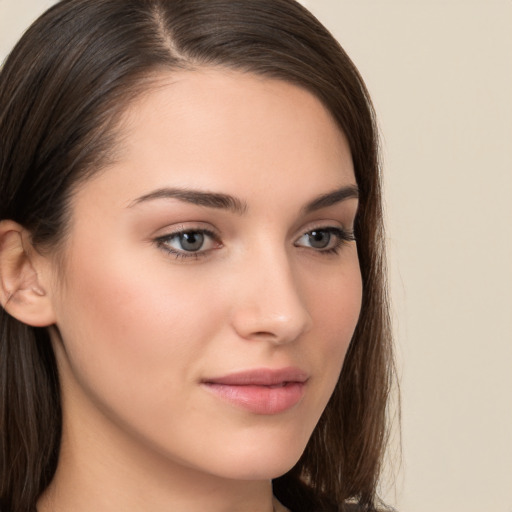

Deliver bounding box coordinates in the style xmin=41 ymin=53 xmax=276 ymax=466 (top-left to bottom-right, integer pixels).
xmin=0 ymin=1 xmax=397 ymax=511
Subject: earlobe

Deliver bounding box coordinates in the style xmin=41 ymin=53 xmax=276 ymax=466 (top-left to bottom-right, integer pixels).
xmin=0 ymin=220 xmax=57 ymax=327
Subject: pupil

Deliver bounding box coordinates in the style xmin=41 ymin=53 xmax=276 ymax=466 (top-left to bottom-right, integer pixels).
xmin=180 ymin=232 xmax=204 ymax=251
xmin=309 ymin=230 xmax=330 ymax=249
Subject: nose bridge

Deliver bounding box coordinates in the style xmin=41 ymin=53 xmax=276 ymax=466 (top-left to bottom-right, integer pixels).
xmin=231 ymin=240 xmax=312 ymax=343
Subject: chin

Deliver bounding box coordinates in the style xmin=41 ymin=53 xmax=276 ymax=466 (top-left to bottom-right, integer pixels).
xmin=204 ymin=432 xmax=309 ymax=481
xmin=217 ymin=457 xmax=301 ymax=482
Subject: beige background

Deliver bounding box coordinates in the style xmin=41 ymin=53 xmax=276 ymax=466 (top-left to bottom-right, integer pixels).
xmin=1 ymin=1 xmax=511 ymax=511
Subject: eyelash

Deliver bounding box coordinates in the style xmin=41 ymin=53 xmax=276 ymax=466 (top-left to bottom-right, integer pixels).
xmin=295 ymin=226 xmax=356 ymax=255
xmin=155 ymin=228 xmax=220 ymax=260
xmin=154 ymin=226 xmax=356 ymax=260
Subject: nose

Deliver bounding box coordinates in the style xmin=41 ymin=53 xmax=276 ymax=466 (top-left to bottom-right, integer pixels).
xmin=229 ymin=247 xmax=313 ymax=344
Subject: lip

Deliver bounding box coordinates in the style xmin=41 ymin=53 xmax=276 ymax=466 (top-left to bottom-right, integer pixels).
xmin=201 ymin=367 xmax=309 ymax=415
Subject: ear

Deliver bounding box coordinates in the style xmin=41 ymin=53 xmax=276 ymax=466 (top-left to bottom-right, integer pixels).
xmin=0 ymin=220 xmax=57 ymax=327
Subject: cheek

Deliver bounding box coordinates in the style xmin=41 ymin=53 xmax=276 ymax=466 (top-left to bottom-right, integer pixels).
xmin=298 ymin=250 xmax=362 ymax=411
xmin=52 ymin=240 xmax=223 ymax=405
xmin=307 ymin=251 xmax=362 ymax=347
xmin=51 ymin=244 xmax=237 ymax=470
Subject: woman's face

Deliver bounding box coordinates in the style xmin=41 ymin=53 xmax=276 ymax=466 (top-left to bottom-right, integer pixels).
xmin=48 ymin=69 xmax=362 ymax=481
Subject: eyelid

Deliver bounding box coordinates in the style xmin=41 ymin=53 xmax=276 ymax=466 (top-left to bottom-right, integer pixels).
xmin=153 ymin=224 xmax=222 ymax=260
xmin=293 ymin=224 xmax=356 ymax=253
xmin=295 ymin=220 xmax=355 ymax=239
xmin=152 ymin=220 xmax=355 ymax=261
xmin=151 ymin=221 xmax=216 ymax=238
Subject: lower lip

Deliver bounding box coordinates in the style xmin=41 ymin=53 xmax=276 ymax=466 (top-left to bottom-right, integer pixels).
xmin=202 ymin=382 xmax=306 ymax=415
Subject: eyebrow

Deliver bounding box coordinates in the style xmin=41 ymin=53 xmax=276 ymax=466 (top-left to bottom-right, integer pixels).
xmin=128 ymin=184 xmax=359 ymax=214
xmin=128 ymin=188 xmax=248 ymax=215
xmin=302 ymin=184 xmax=359 ymax=214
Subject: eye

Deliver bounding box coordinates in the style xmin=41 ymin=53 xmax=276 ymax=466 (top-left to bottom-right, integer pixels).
xmin=174 ymin=231 xmax=205 ymax=251
xmin=294 ymin=227 xmax=355 ymax=253
xmin=155 ymin=228 xmax=220 ymax=259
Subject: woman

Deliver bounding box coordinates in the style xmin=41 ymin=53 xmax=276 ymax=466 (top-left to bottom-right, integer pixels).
xmin=0 ymin=1 xmax=395 ymax=511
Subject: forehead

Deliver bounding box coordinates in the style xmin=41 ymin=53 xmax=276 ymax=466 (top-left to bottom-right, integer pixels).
xmin=76 ymin=68 xmax=355 ymax=213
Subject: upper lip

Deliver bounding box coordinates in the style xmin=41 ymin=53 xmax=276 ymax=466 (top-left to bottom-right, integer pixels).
xmin=203 ymin=367 xmax=309 ymax=386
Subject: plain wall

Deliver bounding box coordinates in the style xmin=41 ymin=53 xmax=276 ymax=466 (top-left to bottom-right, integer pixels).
xmin=1 ymin=1 xmax=511 ymax=511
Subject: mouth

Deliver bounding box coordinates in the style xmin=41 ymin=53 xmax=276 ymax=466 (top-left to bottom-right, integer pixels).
xmin=201 ymin=367 xmax=308 ymax=415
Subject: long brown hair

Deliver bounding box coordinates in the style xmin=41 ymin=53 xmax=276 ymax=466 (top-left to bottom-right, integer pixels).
xmin=0 ymin=1 xmax=395 ymax=511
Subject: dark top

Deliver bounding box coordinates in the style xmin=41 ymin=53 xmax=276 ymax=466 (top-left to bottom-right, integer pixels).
xmin=273 ymin=477 xmax=374 ymax=512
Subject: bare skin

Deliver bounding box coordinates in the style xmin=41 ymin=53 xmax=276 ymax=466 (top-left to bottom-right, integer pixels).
xmin=2 ymin=69 xmax=361 ymax=512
